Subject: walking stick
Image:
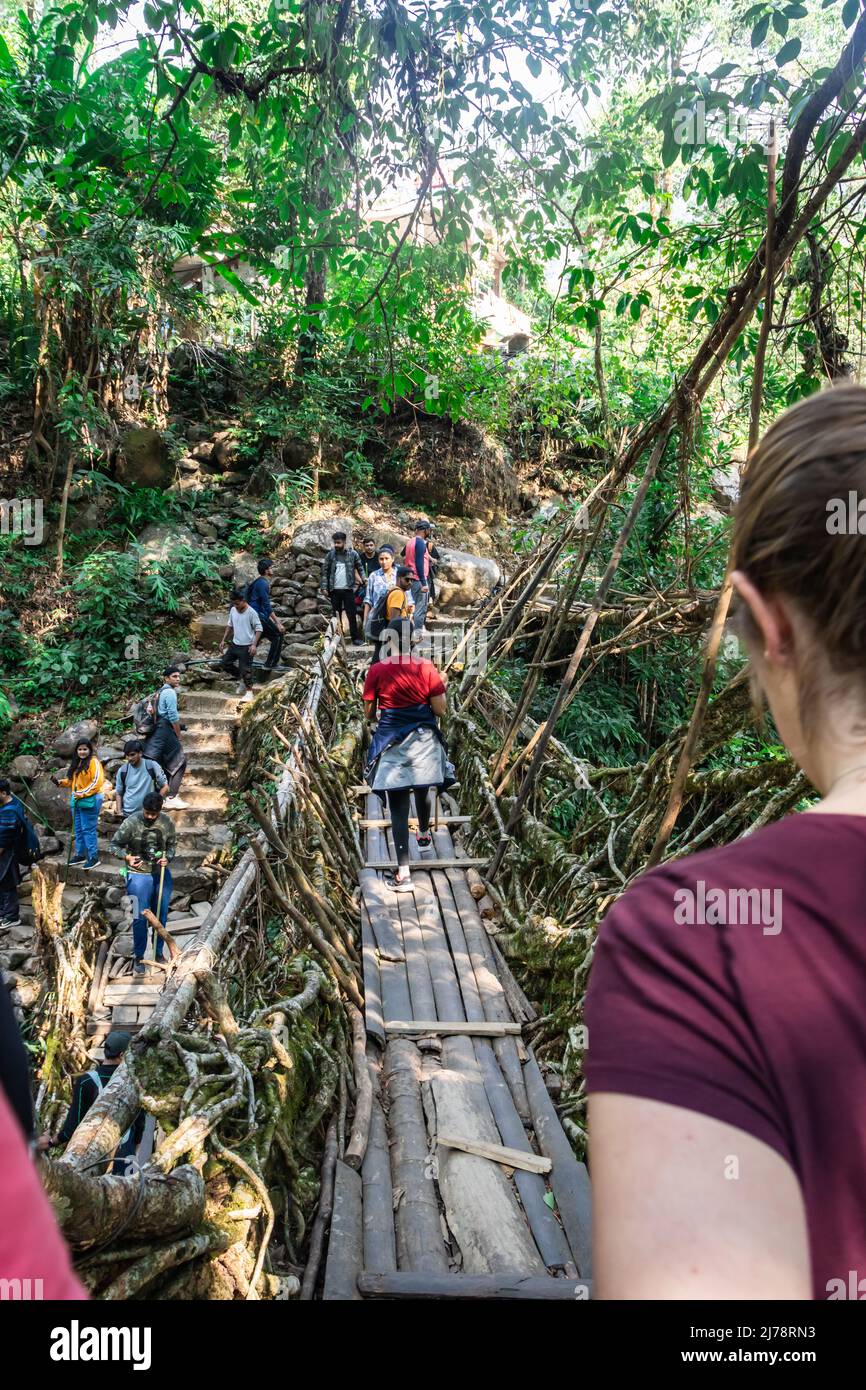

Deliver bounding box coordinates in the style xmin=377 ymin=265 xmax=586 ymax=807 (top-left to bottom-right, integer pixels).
xmin=154 ymin=858 xmax=166 ymax=960
xmin=61 ymin=798 xmax=76 ymax=884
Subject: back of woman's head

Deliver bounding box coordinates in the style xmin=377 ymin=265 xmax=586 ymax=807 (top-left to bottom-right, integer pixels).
xmin=731 ymin=382 xmax=866 ymax=722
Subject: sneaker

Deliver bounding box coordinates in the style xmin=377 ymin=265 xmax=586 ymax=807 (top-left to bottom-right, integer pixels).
xmin=69 ymin=854 xmax=88 ymax=866
xmin=239 ymin=690 xmax=254 ymax=703
xmin=236 ymin=681 xmax=246 ymax=696
xmin=164 ymin=795 xmax=190 ymax=810
xmin=352 ymin=638 xmax=365 ymax=647
xmin=82 ymin=858 xmax=100 ymax=871
xmin=416 ymin=831 xmax=433 ymax=850
xmin=0 ymin=917 xmax=22 ymax=931
xmin=383 ymin=870 xmax=414 ymax=894
xmin=133 ymin=960 xmax=146 ymax=975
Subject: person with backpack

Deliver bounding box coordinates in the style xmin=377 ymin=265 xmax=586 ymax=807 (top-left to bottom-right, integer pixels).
xmin=115 ymin=740 xmax=168 ymax=819
xmin=364 ymin=552 xmax=415 ymax=662
xmin=320 ymin=530 xmax=365 ymax=645
xmin=246 ymin=557 xmax=285 ymax=670
xmin=50 ymin=739 xmax=105 ymax=870
xmin=356 ymin=537 xmax=379 ymax=631
xmin=403 ymin=518 xmax=432 ymax=633
xmin=111 ymin=792 xmax=176 ymax=976
xmin=0 ymin=779 xmax=27 ymax=927
xmin=141 ymin=666 xmax=189 ymax=809
xmin=363 ymin=618 xmax=450 ymax=893
xmin=218 ymin=589 xmax=263 ymax=703
xmin=38 ymin=1030 xmax=145 ymax=1173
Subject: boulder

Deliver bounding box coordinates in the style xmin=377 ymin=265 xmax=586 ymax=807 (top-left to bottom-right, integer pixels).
xmin=434 ymin=550 xmax=501 ymax=610
xmin=8 ymin=755 xmax=39 ymax=780
xmin=178 ymin=456 xmax=199 ymax=473
xmin=190 ymin=441 xmax=214 ymax=462
xmin=189 ymin=609 xmax=228 ymax=650
xmin=294 ymin=597 xmax=319 ymax=616
xmin=29 ymin=775 xmax=73 ymax=831
xmin=231 ymin=551 xmax=259 ymax=588
xmin=136 ymin=523 xmax=199 ymax=566
xmin=118 ymin=428 xmax=172 ymax=488
xmin=289 ymin=517 xmax=357 ymax=555
xmin=54 ymin=719 xmax=99 ymax=758
xmin=193 ymin=519 xmax=217 ymax=540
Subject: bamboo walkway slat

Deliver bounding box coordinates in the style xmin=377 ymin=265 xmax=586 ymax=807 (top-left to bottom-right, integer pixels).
xmin=325 ymin=790 xmax=594 ymax=1299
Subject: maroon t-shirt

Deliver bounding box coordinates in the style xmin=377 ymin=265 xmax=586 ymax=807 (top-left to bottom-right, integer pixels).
xmin=363 ymin=656 xmax=445 ymax=710
xmin=584 ymin=813 xmax=866 ymax=1299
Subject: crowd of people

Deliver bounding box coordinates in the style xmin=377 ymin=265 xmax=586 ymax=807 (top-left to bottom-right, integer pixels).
xmin=12 ymin=383 xmax=866 ymax=1308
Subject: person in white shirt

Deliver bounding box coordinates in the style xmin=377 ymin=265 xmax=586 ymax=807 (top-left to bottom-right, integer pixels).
xmin=218 ymin=590 xmax=263 ymax=702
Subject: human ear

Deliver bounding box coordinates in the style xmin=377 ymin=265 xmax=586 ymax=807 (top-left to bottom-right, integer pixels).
xmin=730 ymin=571 xmax=795 ymax=667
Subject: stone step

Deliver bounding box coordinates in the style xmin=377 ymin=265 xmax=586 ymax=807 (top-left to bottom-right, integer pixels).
xmin=183 ymin=761 xmax=234 ymax=788
xmin=179 ymin=689 xmax=243 ymax=713
xmin=163 ymin=787 xmax=229 ymax=813
xmin=177 ymin=728 xmax=233 ymax=752
xmin=61 ymin=860 xmax=205 ymax=891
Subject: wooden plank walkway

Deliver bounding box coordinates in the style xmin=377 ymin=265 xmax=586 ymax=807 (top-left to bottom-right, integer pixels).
xmin=324 ymin=793 xmax=593 ymax=1300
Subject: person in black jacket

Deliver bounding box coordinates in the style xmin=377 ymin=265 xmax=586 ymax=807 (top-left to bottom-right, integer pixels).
xmin=0 ymin=778 xmax=23 ymax=927
xmin=38 ymin=1030 xmax=144 ymax=1172
xmin=320 ymin=531 xmax=364 ymax=644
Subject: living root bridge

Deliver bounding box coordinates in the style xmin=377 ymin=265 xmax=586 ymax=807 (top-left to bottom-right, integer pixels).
xmin=40 ymin=623 xmax=374 ymax=1299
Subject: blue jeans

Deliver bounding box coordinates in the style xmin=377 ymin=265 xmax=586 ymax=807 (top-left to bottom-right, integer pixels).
xmin=127 ymin=866 xmax=172 ymax=961
xmin=410 ymin=581 xmax=428 ymax=631
xmin=72 ymin=794 xmax=102 ymax=862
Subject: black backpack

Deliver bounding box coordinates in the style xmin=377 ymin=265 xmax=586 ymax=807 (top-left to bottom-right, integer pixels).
xmin=368 ymin=591 xmax=391 ymax=640
xmin=13 ymin=804 xmax=44 ymax=867
xmin=130 ymin=688 xmax=161 ymax=736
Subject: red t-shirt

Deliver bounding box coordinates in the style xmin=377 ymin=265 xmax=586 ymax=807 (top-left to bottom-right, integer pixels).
xmin=0 ymin=1085 xmax=87 ymax=1299
xmin=363 ymin=655 xmax=445 ymax=710
xmin=584 ymin=813 xmax=866 ymax=1300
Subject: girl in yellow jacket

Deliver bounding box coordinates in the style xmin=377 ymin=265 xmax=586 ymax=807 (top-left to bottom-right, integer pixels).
xmin=51 ymin=739 xmax=106 ymax=869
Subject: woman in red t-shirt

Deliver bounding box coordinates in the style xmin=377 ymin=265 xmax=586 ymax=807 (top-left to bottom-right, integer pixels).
xmin=587 ymin=384 xmax=866 ymax=1299
xmin=363 ymin=619 xmax=448 ymax=892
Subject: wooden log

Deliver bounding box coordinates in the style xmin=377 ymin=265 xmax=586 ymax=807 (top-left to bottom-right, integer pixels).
xmin=358 ymin=869 xmax=405 ymax=961
xmin=486 ymin=931 xmax=537 ymax=1025
xmin=361 ymin=1092 xmax=397 ymax=1275
xmin=358 ymin=1271 xmax=590 ymax=1300
xmin=300 ymin=1116 xmax=339 ymax=1300
xmin=359 ymin=904 xmax=385 ymax=1045
xmin=466 ymin=867 xmax=487 ymax=901
xmin=429 ymin=1069 xmax=545 ymax=1276
xmin=474 ymin=1040 xmax=573 ymax=1272
xmin=360 ymin=816 xmax=472 ymax=828
xmin=441 ymin=852 xmax=530 ymax=1123
xmin=437 ymin=1133 xmax=551 ymax=1175
xmin=386 ymin=1020 xmax=521 ymax=1037
xmin=431 ymin=869 xmax=486 ymax=1023
xmin=410 ymin=870 xmax=476 ymax=1074
xmin=344 ymin=1008 xmax=373 ymax=1171
xmin=395 ymin=892 xmax=437 ymax=1023
xmin=384 ymin=1039 xmax=449 ymax=1275
xmin=322 ymin=1161 xmax=363 ymax=1301
xmin=365 ymin=857 xmax=488 ymax=870
xmin=523 ymin=1049 xmax=593 ymax=1278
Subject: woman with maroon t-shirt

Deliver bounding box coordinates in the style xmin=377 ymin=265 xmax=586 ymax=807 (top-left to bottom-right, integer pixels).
xmin=586 ymin=384 xmax=866 ymax=1299
xmin=363 ymin=618 xmax=449 ymax=892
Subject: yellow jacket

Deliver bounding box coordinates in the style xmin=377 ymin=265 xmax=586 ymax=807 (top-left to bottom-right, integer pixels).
xmin=57 ymin=757 xmax=106 ymax=800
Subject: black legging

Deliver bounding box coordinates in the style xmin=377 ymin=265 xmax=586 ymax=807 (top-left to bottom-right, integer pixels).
xmin=386 ymin=786 xmax=432 ymax=867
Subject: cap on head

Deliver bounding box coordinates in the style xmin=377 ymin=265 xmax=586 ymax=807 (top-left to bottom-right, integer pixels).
xmin=104 ymin=1030 xmax=132 ymax=1059
xmin=415 ymin=519 xmax=430 ymax=532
